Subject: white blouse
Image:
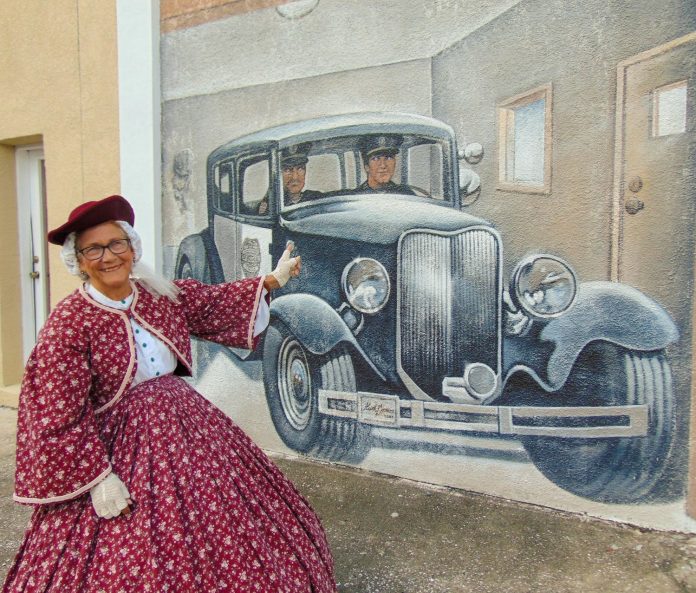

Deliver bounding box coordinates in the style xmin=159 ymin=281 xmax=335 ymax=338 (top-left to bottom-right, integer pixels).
xmin=87 ymin=283 xmax=270 ymax=386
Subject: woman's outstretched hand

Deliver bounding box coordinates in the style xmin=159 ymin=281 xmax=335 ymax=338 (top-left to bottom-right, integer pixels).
xmin=265 ymin=242 xmax=301 ymax=290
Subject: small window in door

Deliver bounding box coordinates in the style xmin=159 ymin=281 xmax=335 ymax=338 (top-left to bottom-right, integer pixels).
xmin=652 ymin=80 xmax=687 ymax=137
xmin=238 ymin=155 xmax=270 ymax=216
xmin=213 ymin=161 xmax=234 ymax=214
xmin=497 ymin=84 xmax=552 ymax=193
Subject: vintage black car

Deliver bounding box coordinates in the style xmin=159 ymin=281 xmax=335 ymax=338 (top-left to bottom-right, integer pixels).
xmin=176 ymin=112 xmax=678 ymax=503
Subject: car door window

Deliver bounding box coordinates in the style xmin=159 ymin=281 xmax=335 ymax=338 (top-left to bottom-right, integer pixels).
xmin=214 ymin=161 xmax=234 ymax=214
xmin=238 ymin=154 xmax=270 ymax=217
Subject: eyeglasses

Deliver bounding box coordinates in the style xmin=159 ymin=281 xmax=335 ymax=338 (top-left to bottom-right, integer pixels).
xmin=77 ymin=239 xmax=131 ymax=261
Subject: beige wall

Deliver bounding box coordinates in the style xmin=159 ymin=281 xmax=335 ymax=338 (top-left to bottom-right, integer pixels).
xmin=0 ymin=0 xmax=120 ymax=393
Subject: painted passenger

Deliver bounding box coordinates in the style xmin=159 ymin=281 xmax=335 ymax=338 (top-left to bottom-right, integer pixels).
xmin=2 ymin=194 xmax=336 ymax=593
xmin=258 ymin=143 xmax=322 ymax=213
xmin=357 ymin=134 xmax=416 ymax=195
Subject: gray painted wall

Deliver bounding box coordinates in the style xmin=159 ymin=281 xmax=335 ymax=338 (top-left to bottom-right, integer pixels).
xmin=432 ymin=0 xmax=696 ymax=281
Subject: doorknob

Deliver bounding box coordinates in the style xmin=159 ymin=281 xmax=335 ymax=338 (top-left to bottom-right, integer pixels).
xmin=29 ymin=271 xmax=40 ymax=279
xmin=625 ymin=197 xmax=645 ymax=215
xmin=628 ymin=176 xmax=643 ymax=193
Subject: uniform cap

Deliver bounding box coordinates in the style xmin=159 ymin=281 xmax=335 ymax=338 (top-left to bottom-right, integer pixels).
xmin=360 ymin=134 xmax=403 ymax=161
xmin=281 ymin=143 xmax=311 ymax=167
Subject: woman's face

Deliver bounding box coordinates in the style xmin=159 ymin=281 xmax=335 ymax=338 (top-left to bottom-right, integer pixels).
xmin=77 ymin=221 xmax=135 ymax=299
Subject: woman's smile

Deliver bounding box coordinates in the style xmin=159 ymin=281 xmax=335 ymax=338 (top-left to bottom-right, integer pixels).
xmin=77 ymin=221 xmax=135 ymax=300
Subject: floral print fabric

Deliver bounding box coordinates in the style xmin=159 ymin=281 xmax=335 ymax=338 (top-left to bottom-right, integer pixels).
xmin=4 ymin=377 xmax=335 ymax=593
xmin=4 ymin=279 xmax=336 ymax=592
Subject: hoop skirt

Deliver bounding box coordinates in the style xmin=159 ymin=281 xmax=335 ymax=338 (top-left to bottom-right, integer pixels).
xmin=2 ymin=375 xmax=336 ymax=593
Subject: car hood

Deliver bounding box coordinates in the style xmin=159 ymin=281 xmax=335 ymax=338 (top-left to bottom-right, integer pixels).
xmin=281 ymin=195 xmax=490 ymax=244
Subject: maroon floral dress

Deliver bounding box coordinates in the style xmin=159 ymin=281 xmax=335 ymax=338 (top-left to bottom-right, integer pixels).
xmin=2 ymin=279 xmax=336 ymax=593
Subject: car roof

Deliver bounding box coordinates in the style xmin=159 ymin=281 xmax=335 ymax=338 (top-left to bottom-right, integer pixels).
xmin=208 ymin=112 xmax=454 ymax=161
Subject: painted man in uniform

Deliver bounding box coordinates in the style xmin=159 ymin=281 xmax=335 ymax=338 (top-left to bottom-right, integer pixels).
xmin=258 ymin=143 xmax=322 ymax=214
xmin=356 ymin=135 xmax=416 ymax=195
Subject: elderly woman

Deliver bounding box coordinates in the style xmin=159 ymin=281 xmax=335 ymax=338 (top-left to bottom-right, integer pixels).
xmin=2 ymin=195 xmax=335 ymax=593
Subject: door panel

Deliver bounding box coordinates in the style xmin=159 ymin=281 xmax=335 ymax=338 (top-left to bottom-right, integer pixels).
xmin=238 ymin=224 xmax=273 ymax=279
xmin=619 ymin=39 xmax=695 ymax=331
xmin=16 ymin=147 xmax=48 ymax=361
xmin=214 ymin=214 xmax=241 ymax=281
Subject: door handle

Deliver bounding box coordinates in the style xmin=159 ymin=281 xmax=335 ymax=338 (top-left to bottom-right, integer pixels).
xmin=625 ymin=197 xmax=645 ymax=215
xmin=29 ymin=271 xmax=40 ymax=279
xmin=628 ymin=176 xmax=643 ymax=193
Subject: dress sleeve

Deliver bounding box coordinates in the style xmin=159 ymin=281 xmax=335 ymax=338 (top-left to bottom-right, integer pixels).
xmin=174 ymin=277 xmax=268 ymax=350
xmin=13 ymin=316 xmax=111 ymax=505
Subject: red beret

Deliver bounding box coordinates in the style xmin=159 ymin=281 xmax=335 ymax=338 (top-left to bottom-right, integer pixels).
xmin=47 ymin=195 xmax=135 ymax=245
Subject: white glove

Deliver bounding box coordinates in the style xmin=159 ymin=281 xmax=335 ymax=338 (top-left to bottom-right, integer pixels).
xmin=90 ymin=472 xmax=131 ymax=519
xmin=270 ymin=242 xmax=301 ymax=288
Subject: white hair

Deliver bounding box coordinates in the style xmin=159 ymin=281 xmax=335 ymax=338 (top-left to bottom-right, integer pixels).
xmin=60 ymin=220 xmax=180 ymax=303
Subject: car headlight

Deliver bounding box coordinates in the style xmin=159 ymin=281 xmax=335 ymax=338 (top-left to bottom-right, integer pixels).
xmin=342 ymin=258 xmax=391 ymax=314
xmin=511 ymin=255 xmax=577 ymax=319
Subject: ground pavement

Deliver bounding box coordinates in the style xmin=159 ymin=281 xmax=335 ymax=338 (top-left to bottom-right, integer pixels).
xmin=1 ymin=406 xmax=695 ymax=593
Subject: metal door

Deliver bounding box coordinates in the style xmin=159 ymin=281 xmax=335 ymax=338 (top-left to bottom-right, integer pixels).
xmin=16 ymin=146 xmax=49 ymax=360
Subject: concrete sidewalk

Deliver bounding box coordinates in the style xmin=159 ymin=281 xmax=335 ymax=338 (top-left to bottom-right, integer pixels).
xmin=1 ymin=405 xmax=695 ymax=592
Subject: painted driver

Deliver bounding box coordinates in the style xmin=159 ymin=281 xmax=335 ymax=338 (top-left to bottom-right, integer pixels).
xmin=356 ymin=135 xmax=416 ymax=195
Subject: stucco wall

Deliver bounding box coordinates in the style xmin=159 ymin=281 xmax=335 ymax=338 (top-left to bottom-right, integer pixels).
xmin=432 ymin=0 xmax=696 ymax=281
xmin=0 ymin=0 xmax=120 ymax=389
xmin=431 ymin=0 xmax=696 ymax=518
xmin=160 ymin=0 xmax=696 ymax=530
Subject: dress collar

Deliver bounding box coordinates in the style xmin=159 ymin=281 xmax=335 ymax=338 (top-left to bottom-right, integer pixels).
xmin=84 ymin=282 xmax=135 ymax=311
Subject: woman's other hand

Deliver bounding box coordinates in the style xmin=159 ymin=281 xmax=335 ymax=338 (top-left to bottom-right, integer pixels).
xmin=266 ymin=242 xmax=301 ymax=290
xmin=90 ymin=472 xmax=132 ymax=519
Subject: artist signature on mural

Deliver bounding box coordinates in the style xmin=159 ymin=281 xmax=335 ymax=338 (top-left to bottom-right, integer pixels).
xmin=360 ymin=397 xmax=397 ymax=424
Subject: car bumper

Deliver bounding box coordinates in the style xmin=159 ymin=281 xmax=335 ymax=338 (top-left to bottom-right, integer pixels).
xmin=318 ymin=389 xmax=648 ymax=438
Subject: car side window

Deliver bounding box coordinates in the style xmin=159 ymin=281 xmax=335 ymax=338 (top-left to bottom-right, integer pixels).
xmin=213 ymin=161 xmax=234 ymax=214
xmin=238 ymin=154 xmax=270 ymax=217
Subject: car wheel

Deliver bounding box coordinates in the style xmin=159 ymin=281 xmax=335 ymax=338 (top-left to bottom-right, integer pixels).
xmin=175 ymin=247 xmax=211 ymax=283
xmin=520 ymin=342 xmax=675 ymax=503
xmin=263 ymin=319 xmax=371 ymax=461
xmin=177 ymin=255 xmax=195 ymax=280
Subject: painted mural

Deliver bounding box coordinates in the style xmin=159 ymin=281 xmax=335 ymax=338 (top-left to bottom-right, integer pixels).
xmin=160 ymin=0 xmax=696 ymax=528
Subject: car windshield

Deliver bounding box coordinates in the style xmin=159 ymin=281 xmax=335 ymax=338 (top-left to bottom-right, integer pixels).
xmin=278 ymin=134 xmax=451 ymax=209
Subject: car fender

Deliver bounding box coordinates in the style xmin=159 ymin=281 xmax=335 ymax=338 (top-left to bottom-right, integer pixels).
xmin=506 ymin=281 xmax=678 ymax=391
xmin=175 ymin=229 xmax=224 ymax=284
xmin=269 ymin=294 xmax=386 ymax=381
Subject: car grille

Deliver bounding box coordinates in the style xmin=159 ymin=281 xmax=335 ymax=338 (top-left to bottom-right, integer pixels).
xmin=397 ymin=228 xmax=501 ymax=398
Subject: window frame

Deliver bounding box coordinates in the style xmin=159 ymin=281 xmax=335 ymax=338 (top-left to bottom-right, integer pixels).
xmin=496 ymin=83 xmax=553 ymax=194
xmin=211 ymin=158 xmax=235 ymax=216
xmin=235 ymin=150 xmax=273 ymax=222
